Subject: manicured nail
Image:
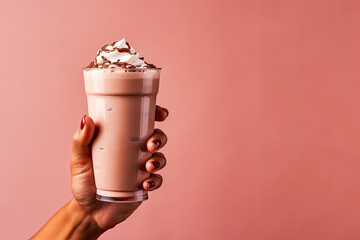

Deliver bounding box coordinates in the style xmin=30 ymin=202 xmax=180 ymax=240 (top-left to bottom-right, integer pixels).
xmin=80 ymin=115 xmax=86 ymax=130
xmin=162 ymin=107 xmax=169 ymax=117
xmin=153 ymin=139 xmax=161 ymax=150
xmin=152 ymin=161 xmax=160 ymax=171
xmin=147 ymin=181 xmax=155 ymax=189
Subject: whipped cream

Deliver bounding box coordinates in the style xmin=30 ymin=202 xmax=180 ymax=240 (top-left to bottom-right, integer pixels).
xmin=87 ymin=38 xmax=156 ymax=69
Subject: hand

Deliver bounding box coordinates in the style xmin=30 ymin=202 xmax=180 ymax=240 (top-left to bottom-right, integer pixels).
xmin=70 ymin=105 xmax=169 ymax=231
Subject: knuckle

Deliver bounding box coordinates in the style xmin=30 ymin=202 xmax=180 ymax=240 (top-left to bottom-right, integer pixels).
xmin=156 ymin=174 xmax=163 ymax=183
xmin=162 ymin=156 xmax=167 ymax=166
xmin=154 ymin=128 xmax=164 ymax=135
xmin=157 ymin=176 xmax=163 ymax=187
xmin=154 ymin=152 xmax=165 ymax=158
xmin=154 ymin=153 xmax=166 ymax=167
xmin=72 ymin=130 xmax=80 ymax=144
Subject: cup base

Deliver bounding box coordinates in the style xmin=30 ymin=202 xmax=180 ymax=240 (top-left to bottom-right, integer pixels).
xmin=96 ymin=189 xmax=148 ymax=203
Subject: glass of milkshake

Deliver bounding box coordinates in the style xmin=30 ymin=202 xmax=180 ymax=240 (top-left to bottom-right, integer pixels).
xmin=83 ymin=39 xmax=161 ymax=203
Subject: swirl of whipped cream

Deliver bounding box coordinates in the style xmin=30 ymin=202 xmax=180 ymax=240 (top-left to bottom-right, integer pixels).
xmin=87 ymin=38 xmax=156 ymax=69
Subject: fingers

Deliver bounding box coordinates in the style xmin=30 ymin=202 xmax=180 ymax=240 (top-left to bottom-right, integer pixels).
xmin=145 ymin=152 xmax=167 ymax=173
xmin=155 ymin=105 xmax=169 ymax=122
xmin=143 ymin=174 xmax=163 ymax=191
xmin=70 ymin=115 xmax=95 ymax=176
xmin=146 ymin=129 xmax=168 ymax=153
xmin=146 ymin=108 xmax=167 ymax=192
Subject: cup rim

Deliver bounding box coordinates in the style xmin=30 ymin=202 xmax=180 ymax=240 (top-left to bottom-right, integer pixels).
xmin=83 ymin=67 xmax=162 ymax=71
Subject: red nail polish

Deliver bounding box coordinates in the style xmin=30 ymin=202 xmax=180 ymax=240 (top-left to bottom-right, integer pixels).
xmin=152 ymin=161 xmax=160 ymax=171
xmin=162 ymin=107 xmax=169 ymax=117
xmin=153 ymin=139 xmax=161 ymax=150
xmin=147 ymin=181 xmax=155 ymax=189
xmin=80 ymin=115 xmax=86 ymax=130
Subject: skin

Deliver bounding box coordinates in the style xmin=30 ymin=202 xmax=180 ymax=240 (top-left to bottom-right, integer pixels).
xmin=31 ymin=106 xmax=169 ymax=240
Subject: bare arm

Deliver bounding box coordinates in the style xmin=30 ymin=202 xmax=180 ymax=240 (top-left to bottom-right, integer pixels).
xmin=31 ymin=199 xmax=104 ymax=240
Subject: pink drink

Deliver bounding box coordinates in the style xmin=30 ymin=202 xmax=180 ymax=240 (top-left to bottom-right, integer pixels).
xmin=83 ymin=68 xmax=160 ymax=202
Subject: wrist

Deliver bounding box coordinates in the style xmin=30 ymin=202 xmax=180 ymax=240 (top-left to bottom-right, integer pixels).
xmin=67 ymin=198 xmax=105 ymax=240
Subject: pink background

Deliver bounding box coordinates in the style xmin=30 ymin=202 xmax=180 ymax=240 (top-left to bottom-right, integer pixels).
xmin=0 ymin=0 xmax=360 ymax=239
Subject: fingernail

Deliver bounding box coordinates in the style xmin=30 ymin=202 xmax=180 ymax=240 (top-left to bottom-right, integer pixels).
xmin=162 ymin=107 xmax=169 ymax=117
xmin=152 ymin=161 xmax=160 ymax=171
xmin=153 ymin=139 xmax=161 ymax=150
xmin=80 ymin=115 xmax=86 ymax=130
xmin=147 ymin=181 xmax=155 ymax=189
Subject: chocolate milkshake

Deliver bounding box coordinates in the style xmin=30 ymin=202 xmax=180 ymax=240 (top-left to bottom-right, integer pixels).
xmin=83 ymin=39 xmax=161 ymax=203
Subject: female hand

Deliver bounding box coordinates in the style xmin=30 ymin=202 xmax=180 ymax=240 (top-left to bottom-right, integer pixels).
xmin=70 ymin=105 xmax=169 ymax=231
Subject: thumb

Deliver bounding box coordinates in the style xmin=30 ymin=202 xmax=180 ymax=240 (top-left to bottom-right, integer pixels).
xmin=70 ymin=115 xmax=95 ymax=176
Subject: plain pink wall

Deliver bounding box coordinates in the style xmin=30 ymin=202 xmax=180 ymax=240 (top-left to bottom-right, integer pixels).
xmin=0 ymin=0 xmax=360 ymax=239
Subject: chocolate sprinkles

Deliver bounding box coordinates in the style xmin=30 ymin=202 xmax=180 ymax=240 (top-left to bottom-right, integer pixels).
xmin=87 ymin=40 xmax=157 ymax=69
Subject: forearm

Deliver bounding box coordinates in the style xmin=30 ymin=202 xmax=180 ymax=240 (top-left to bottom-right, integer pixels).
xmin=31 ymin=198 xmax=104 ymax=240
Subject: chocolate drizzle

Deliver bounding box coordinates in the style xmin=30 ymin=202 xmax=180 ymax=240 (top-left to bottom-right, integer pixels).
xmin=87 ymin=40 xmax=157 ymax=69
